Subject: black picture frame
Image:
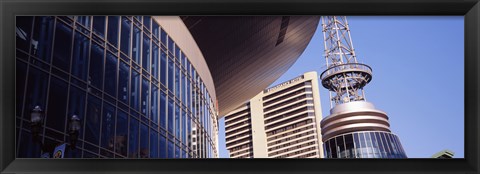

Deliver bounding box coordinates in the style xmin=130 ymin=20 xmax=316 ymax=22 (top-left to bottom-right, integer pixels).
xmin=1 ymin=0 xmax=478 ymax=173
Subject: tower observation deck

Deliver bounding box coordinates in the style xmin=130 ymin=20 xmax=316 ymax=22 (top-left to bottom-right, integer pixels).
xmin=319 ymin=16 xmax=407 ymax=158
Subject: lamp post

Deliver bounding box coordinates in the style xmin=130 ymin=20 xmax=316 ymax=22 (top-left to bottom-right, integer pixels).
xmin=29 ymin=105 xmax=82 ymax=157
xmin=68 ymin=115 xmax=81 ymax=150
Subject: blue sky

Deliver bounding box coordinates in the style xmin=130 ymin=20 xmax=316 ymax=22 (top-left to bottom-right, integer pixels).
xmin=218 ymin=16 xmax=464 ymax=158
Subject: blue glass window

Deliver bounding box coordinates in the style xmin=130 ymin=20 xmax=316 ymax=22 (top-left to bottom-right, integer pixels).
xmin=160 ymin=28 xmax=167 ymax=46
xmin=160 ymin=51 xmax=167 ymax=85
xmin=141 ymin=77 xmax=149 ymax=116
xmin=142 ymin=33 xmax=150 ymax=71
xmin=105 ymin=53 xmax=117 ymax=97
xmin=93 ymin=16 xmax=105 ymax=37
xmin=52 ymin=22 xmax=73 ymax=72
xmin=365 ymin=132 xmax=373 ymax=158
xmin=159 ymin=135 xmax=167 ymax=158
xmin=76 ymin=16 xmax=91 ymax=27
xmin=175 ymin=45 xmax=180 ymax=60
xmin=140 ymin=123 xmax=149 ymax=158
xmin=85 ymin=95 xmax=101 ymax=144
xmin=152 ymin=44 xmax=159 ymax=79
xmin=329 ymin=138 xmax=337 ymax=158
xmin=175 ymin=104 xmax=180 ymax=138
xmin=24 ymin=67 xmax=49 ymax=120
xmin=31 ymin=16 xmax=54 ymax=62
xmin=375 ymin=132 xmax=386 ymax=157
xmin=16 ymin=61 xmax=27 ymax=117
xmin=107 ymin=16 xmax=119 ymax=47
xmin=130 ymin=70 xmax=140 ymax=111
xmin=89 ymin=43 xmax=104 ymax=90
xmin=118 ymin=61 xmax=129 ymax=104
xmin=175 ymin=64 xmax=180 ymax=96
xmin=66 ymin=86 xmax=86 ymax=133
xmin=72 ymin=32 xmax=89 ymax=81
xmin=46 ymin=77 xmax=68 ymax=131
xmin=168 ymin=97 xmax=174 ymax=134
xmin=132 ymin=25 xmax=141 ymax=64
xmin=116 ymin=110 xmax=128 ymax=156
xmin=129 ymin=117 xmax=139 ymax=158
xmin=160 ymin=91 xmax=167 ymax=129
xmin=175 ymin=145 xmax=180 ymax=158
xmin=120 ymin=17 xmax=131 ymax=55
xmin=101 ymin=102 xmax=115 ymax=151
xmin=16 ymin=16 xmax=33 ymax=52
xmin=167 ymin=36 xmax=173 ymax=51
xmin=187 ymin=79 xmax=191 ymax=108
xmin=181 ymin=72 xmax=186 ymax=102
xmin=152 ymin=21 xmax=159 ymax=38
xmin=168 ymin=140 xmax=174 ymax=158
xmin=168 ymin=58 xmax=174 ymax=92
xmin=151 ymin=86 xmax=159 ymax=124
xmin=182 ymin=111 xmax=187 ymax=144
xmin=150 ymin=130 xmax=158 ymax=158
xmin=380 ymin=132 xmax=392 ymax=156
xmin=143 ymin=16 xmax=151 ymax=31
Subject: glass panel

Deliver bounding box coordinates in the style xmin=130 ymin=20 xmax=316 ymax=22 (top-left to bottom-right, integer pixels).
xmin=76 ymin=16 xmax=91 ymax=27
xmin=120 ymin=17 xmax=131 ymax=55
xmin=372 ymin=132 xmax=381 ymax=158
xmin=85 ymin=95 xmax=101 ymax=144
xmin=105 ymin=53 xmax=117 ymax=97
xmin=16 ymin=16 xmax=33 ymax=52
xmin=380 ymin=132 xmax=392 ymax=157
xmin=375 ymin=132 xmax=386 ymax=158
xmin=152 ymin=44 xmax=159 ymax=79
xmin=150 ymin=130 xmax=158 ymax=158
xmin=143 ymin=16 xmax=151 ymax=30
xmin=335 ymin=136 xmax=345 ymax=158
xmin=324 ymin=139 xmax=331 ymax=158
xmin=118 ymin=61 xmax=129 ymax=103
xmin=101 ymin=102 xmax=115 ymax=151
xmin=167 ymin=140 xmax=174 ymax=158
xmin=167 ymin=97 xmax=174 ymax=134
xmin=160 ymin=51 xmax=167 ymax=85
xmin=89 ymin=43 xmax=104 ymax=90
xmin=18 ymin=130 xmax=41 ymax=158
xmin=358 ymin=132 xmax=367 ymax=158
xmin=175 ymin=64 xmax=180 ymax=96
xmin=142 ymin=33 xmax=150 ymax=71
xmin=107 ymin=16 xmax=119 ymax=47
xmin=93 ymin=16 xmax=105 ymax=37
xmin=175 ymin=104 xmax=180 ymax=138
xmin=132 ymin=25 xmax=141 ymax=64
xmin=182 ymin=110 xmax=187 ymax=144
xmin=160 ymin=91 xmax=167 ymax=129
xmin=46 ymin=77 xmax=68 ymax=132
xmin=344 ymin=134 xmax=354 ymax=158
xmin=115 ymin=110 xmax=128 ymax=156
xmin=181 ymin=72 xmax=186 ymax=103
xmin=72 ymin=31 xmax=89 ymax=81
xmin=140 ymin=123 xmax=149 ymax=158
xmin=31 ymin=16 xmax=54 ymax=62
xmin=329 ymin=138 xmax=337 ymax=158
xmin=16 ymin=60 xmax=27 ymax=117
xmin=152 ymin=21 xmax=159 ymax=38
xmin=24 ymin=67 xmax=49 ymax=120
xmin=159 ymin=135 xmax=167 ymax=158
xmin=365 ymin=132 xmax=373 ymax=158
xmin=175 ymin=45 xmax=180 ymax=60
xmin=167 ymin=36 xmax=173 ymax=51
xmin=129 ymin=117 xmax=139 ymax=158
xmin=52 ymin=21 xmax=72 ymax=72
xmin=168 ymin=58 xmax=174 ymax=92
xmin=151 ymin=86 xmax=159 ymax=124
xmin=175 ymin=145 xmax=180 ymax=158
xmin=160 ymin=28 xmax=167 ymax=46
xmin=130 ymin=70 xmax=140 ymax=111
xmin=141 ymin=77 xmax=149 ymax=116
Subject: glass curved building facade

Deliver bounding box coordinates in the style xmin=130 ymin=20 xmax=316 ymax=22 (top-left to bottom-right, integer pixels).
xmin=15 ymin=16 xmax=219 ymax=158
xmin=323 ymin=131 xmax=406 ymax=158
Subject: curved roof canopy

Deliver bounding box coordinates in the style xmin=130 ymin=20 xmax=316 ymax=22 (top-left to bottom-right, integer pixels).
xmin=182 ymin=16 xmax=320 ymax=116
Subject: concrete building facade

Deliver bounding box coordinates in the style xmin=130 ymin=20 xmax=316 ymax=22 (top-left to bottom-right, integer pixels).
xmin=225 ymin=71 xmax=324 ymax=158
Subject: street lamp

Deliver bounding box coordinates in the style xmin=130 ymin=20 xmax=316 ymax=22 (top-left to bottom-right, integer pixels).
xmin=68 ymin=115 xmax=81 ymax=149
xmin=30 ymin=105 xmax=43 ymax=143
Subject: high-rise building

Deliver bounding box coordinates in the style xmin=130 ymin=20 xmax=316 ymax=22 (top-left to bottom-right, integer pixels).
xmin=319 ymin=16 xmax=407 ymax=158
xmin=15 ymin=16 xmax=319 ymax=158
xmin=225 ymin=72 xmax=324 ymax=158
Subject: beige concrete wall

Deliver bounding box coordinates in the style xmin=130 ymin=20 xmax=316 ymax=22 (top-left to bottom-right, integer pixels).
xmin=250 ymin=91 xmax=269 ymax=158
xmin=304 ymin=71 xmax=325 ymax=158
